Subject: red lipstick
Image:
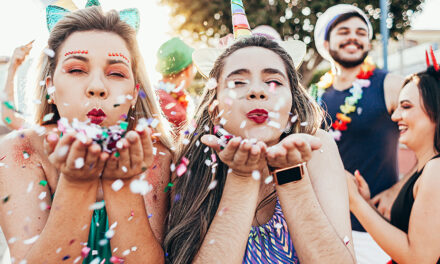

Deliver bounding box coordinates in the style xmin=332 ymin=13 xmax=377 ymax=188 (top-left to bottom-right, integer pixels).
xmin=87 ymin=108 xmax=106 ymax=125
xmin=246 ymin=109 xmax=268 ymax=124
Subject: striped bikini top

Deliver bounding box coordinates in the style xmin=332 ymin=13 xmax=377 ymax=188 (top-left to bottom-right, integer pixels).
xmin=243 ymin=198 xmax=299 ymax=264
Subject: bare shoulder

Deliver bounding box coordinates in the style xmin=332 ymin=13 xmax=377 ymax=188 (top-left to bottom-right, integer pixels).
xmin=419 ymin=158 xmax=440 ymax=189
xmin=384 ymin=73 xmax=405 ymax=113
xmin=384 ymin=73 xmax=405 ymax=89
xmin=312 ymin=128 xmax=340 ymax=158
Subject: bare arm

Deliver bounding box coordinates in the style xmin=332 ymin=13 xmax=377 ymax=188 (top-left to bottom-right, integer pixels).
xmin=101 ymin=130 xmax=166 ymax=263
xmin=0 ymin=131 xmax=104 ymax=263
xmin=277 ymin=129 xmax=355 ymax=263
xmin=384 ymin=73 xmax=405 ymax=114
xmin=349 ymin=159 xmax=440 ymax=263
xmin=1 ymin=42 xmax=33 ymax=130
xmin=194 ymin=136 xmax=267 ymax=263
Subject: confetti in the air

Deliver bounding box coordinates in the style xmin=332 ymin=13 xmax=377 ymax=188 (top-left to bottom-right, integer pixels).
xmin=23 ymin=235 xmax=39 ymax=245
xmin=44 ymin=48 xmax=55 ymax=58
xmin=252 ymin=170 xmax=261 ymax=180
xmin=206 ymin=78 xmax=217 ymax=90
xmin=89 ymin=201 xmax=105 ymax=210
xmin=264 ymin=176 xmax=273 ymax=184
xmin=47 ymin=86 xmax=56 ymax=95
xmin=208 ymin=180 xmax=218 ymax=190
xmin=111 ymin=179 xmax=124 ymax=192
xmin=74 ymin=157 xmax=84 ymax=169
xmin=267 ymin=121 xmax=281 ymax=129
xmin=43 ymin=113 xmax=55 ymax=122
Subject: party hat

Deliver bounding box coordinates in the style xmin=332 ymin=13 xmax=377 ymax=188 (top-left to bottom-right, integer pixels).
xmin=231 ymin=0 xmax=252 ymax=39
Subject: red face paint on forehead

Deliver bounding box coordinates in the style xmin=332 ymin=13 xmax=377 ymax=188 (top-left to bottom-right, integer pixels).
xmin=64 ymin=50 xmax=88 ymax=56
xmin=108 ymin=52 xmax=130 ymax=64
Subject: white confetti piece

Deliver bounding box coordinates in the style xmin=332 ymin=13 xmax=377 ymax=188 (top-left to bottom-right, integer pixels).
xmin=76 ymin=132 xmax=88 ymax=144
xmin=90 ymin=257 xmax=100 ymax=264
xmin=116 ymin=95 xmax=126 ymax=104
xmin=19 ymin=260 xmax=27 ymax=264
xmin=73 ymin=256 xmax=82 ymax=263
xmin=105 ymin=229 xmax=115 ymax=239
xmin=205 ymin=159 xmax=212 ymax=166
xmin=47 ymin=86 xmax=56 ymax=95
xmin=228 ymin=90 xmax=237 ymax=99
xmin=122 ymin=249 xmax=131 ymax=256
xmin=240 ymin=120 xmax=246 ymax=128
xmin=182 ymin=138 xmax=190 ymax=145
xmin=39 ymin=80 xmax=45 ymax=86
xmin=220 ymin=118 xmax=227 ymax=125
xmin=209 ymin=239 xmax=215 ymax=244
xmin=8 ymin=237 xmax=17 ymax=244
xmin=150 ymin=119 xmax=159 ymax=128
xmin=126 ymin=94 xmax=133 ymax=100
xmin=110 ymin=221 xmax=118 ymax=230
xmin=75 ymin=157 xmax=84 ymax=169
xmin=152 ymin=147 xmax=157 ymax=155
xmin=27 ymin=182 xmax=34 ymax=193
xmin=290 ymin=115 xmax=298 ymax=123
xmin=129 ymin=179 xmax=152 ymax=195
xmin=196 ymin=140 xmax=200 ymax=147
xmin=131 ymin=246 xmax=137 ymax=251
xmin=300 ymin=121 xmax=308 ymax=126
xmin=343 ymin=236 xmax=350 ymax=245
xmin=170 ymin=163 xmax=176 ymax=172
xmin=274 ymin=223 xmax=283 ymax=229
xmin=204 ymin=147 xmax=210 ymax=153
xmin=121 ymin=166 xmax=127 ymax=173
xmin=227 ymin=81 xmax=235 ymax=89
xmin=111 ymin=180 xmax=124 ymax=192
xmin=57 ymin=145 xmax=69 ymax=158
xmin=56 ymin=247 xmax=62 ymax=254
xmin=23 ymin=235 xmax=39 ymax=245
xmin=89 ymin=201 xmax=105 ymax=210
xmin=252 ymin=170 xmax=261 ymax=180
xmin=206 ymin=78 xmax=217 ymax=90
xmin=116 ymin=140 xmax=124 ymax=149
xmin=44 ymin=48 xmax=55 ymax=58
xmin=357 ymin=107 xmax=363 ymax=115
xmin=208 ymin=180 xmax=218 ymax=190
xmin=38 ymin=192 xmax=46 ymax=200
xmin=32 ymin=99 xmax=42 ymax=105
xmin=23 ymin=152 xmax=30 ymax=159
xmin=43 ymin=113 xmax=54 ymax=122
xmin=165 ymin=102 xmax=176 ymax=109
xmin=268 ymin=121 xmax=281 ymax=129
xmin=268 ymin=112 xmax=280 ymax=119
xmin=274 ymin=97 xmax=286 ymax=111
xmin=204 ymin=125 xmax=210 ymax=132
xmin=264 ymin=176 xmax=273 ymax=184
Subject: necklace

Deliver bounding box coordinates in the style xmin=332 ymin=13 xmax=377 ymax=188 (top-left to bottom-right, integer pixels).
xmin=310 ymin=59 xmax=375 ymax=141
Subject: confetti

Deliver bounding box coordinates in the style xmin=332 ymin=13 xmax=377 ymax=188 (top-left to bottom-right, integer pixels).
xmin=208 ymin=180 xmax=218 ymax=190
xmin=164 ymin=182 xmax=174 ymax=193
xmin=56 ymin=247 xmax=62 ymax=253
xmin=3 ymin=101 xmax=15 ymax=110
xmin=165 ymin=102 xmax=176 ymax=110
xmin=62 ymin=255 xmax=70 ymax=261
xmin=274 ymin=223 xmax=283 ymax=229
xmin=105 ymin=229 xmax=115 ymax=239
xmin=116 ymin=95 xmax=126 ymax=104
xmin=39 ymin=201 xmax=48 ymax=211
xmin=47 ymin=86 xmax=56 ymax=95
xmin=176 ymin=163 xmax=187 ymax=177
xmin=27 ymin=182 xmax=34 ymax=193
xmin=130 ymin=178 xmax=152 ymax=195
xmin=219 ymin=118 xmax=227 ymax=126
xmin=39 ymin=180 xmax=48 ymax=187
xmin=43 ymin=113 xmax=55 ymax=122
xmin=240 ymin=121 xmax=247 ymax=128
xmin=300 ymin=121 xmax=308 ymax=126
xmin=264 ymin=176 xmax=273 ymax=184
xmin=44 ymin=48 xmax=55 ymax=58
xmin=357 ymin=107 xmax=363 ymax=115
xmin=110 ymin=256 xmax=124 ymax=264
xmin=122 ymin=249 xmax=131 ymax=256
xmin=57 ymin=146 xmax=69 ymax=158
xmin=111 ymin=179 xmax=124 ymax=192
xmin=23 ymin=235 xmax=39 ymax=245
xmin=252 ymin=170 xmax=260 ymax=180
xmin=126 ymin=94 xmax=133 ymax=100
xmin=2 ymin=195 xmax=9 ymax=203
xmin=23 ymin=151 xmax=30 ymax=160
xmin=267 ymin=121 xmax=281 ymax=129
xmin=227 ymin=81 xmax=235 ymax=89
xmin=268 ymin=112 xmax=280 ymax=119
xmin=74 ymin=158 xmax=84 ymax=169
xmin=4 ymin=117 xmax=11 ymax=124
xmin=89 ymin=201 xmax=105 ymax=210
xmin=139 ymin=90 xmax=146 ymax=99
xmin=73 ymin=256 xmax=82 ymax=263
xmin=38 ymin=191 xmax=47 ymax=200
xmin=8 ymin=237 xmax=17 ymax=244
xmin=205 ymin=78 xmax=217 ymax=90
xmin=290 ymin=115 xmax=298 ymax=123
xmin=343 ymin=236 xmax=350 ymax=245
xmin=269 ymin=82 xmax=276 ymax=93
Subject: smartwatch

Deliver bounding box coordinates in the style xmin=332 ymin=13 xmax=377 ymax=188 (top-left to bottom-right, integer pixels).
xmin=270 ymin=162 xmax=306 ymax=185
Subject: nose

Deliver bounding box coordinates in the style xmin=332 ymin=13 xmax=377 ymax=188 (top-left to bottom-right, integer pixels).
xmin=86 ymin=73 xmax=108 ymax=99
xmin=246 ymin=83 xmax=268 ymax=101
xmin=391 ymin=107 xmax=401 ymax=122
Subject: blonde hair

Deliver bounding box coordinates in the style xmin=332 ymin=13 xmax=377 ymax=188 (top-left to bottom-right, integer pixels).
xmin=33 ymin=6 xmax=173 ymax=149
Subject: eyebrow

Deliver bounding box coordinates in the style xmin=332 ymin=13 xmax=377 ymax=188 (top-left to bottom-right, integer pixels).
xmin=336 ymin=26 xmax=367 ymax=32
xmin=226 ymin=69 xmax=250 ymax=78
xmin=62 ymin=56 xmax=129 ymax=67
xmin=262 ymin=68 xmax=287 ymax=79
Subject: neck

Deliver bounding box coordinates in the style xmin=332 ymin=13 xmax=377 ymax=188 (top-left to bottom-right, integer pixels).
xmin=331 ymin=63 xmax=363 ymax=91
xmin=413 ymin=143 xmax=438 ymax=171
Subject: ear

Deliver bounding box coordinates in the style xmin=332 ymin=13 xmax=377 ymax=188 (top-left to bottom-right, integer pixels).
xmin=45 ymin=76 xmax=56 ymax=104
xmin=131 ymin=83 xmax=139 ymax=107
xmin=323 ymin=40 xmax=330 ymax=52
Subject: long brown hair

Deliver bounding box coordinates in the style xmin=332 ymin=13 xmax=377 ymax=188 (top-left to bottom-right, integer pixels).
xmin=164 ymin=36 xmax=324 ymax=263
xmin=33 ymin=6 xmax=173 ymax=149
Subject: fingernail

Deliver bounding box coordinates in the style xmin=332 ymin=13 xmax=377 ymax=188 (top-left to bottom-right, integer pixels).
xmin=47 ymin=134 xmax=57 ymax=142
xmin=127 ymin=132 xmax=137 ymax=143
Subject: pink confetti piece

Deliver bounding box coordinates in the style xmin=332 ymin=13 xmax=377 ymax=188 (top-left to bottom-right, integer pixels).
xmin=269 ymin=82 xmax=276 ymax=93
xmin=110 ymin=256 xmax=124 ymax=264
xmin=176 ymin=163 xmax=187 ymax=177
xmin=210 ymin=154 xmax=217 ymax=163
xmin=81 ymin=247 xmax=91 ymax=258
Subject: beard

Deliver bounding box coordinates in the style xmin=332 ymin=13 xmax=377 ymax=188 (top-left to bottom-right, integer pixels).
xmin=329 ymin=40 xmax=369 ymax=68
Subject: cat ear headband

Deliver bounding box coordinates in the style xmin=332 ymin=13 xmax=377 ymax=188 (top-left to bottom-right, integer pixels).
xmin=46 ymin=0 xmax=140 ymax=33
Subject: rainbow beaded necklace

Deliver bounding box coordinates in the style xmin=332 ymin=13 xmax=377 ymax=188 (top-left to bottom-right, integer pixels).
xmin=310 ymin=59 xmax=375 ymax=141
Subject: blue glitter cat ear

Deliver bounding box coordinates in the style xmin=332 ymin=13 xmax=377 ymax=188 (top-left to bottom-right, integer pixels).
xmin=119 ymin=8 xmax=140 ymax=33
xmin=85 ymin=0 xmax=101 ymax=8
xmin=46 ymin=5 xmax=70 ymax=32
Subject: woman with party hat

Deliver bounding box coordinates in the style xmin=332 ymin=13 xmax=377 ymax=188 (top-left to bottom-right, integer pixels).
xmin=0 ymin=2 xmax=172 ymax=263
xmin=164 ymin=1 xmax=355 ymax=263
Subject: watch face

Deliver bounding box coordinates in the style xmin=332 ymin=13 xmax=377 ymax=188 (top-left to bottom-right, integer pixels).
xmin=276 ymin=166 xmax=303 ymax=185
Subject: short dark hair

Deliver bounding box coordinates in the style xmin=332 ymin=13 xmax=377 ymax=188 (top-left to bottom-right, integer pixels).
xmin=404 ymin=67 xmax=440 ymax=153
xmin=324 ymin=12 xmax=369 ymax=41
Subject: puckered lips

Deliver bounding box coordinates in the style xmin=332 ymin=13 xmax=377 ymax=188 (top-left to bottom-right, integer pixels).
xmin=87 ymin=108 xmax=106 ymax=125
xmin=246 ymin=109 xmax=268 ymax=124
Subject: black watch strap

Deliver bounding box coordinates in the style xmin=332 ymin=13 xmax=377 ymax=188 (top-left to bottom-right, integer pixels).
xmin=270 ymin=162 xmax=306 ymax=185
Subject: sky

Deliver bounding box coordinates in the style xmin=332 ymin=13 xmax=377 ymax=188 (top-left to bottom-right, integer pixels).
xmin=0 ymin=0 xmax=438 ymax=83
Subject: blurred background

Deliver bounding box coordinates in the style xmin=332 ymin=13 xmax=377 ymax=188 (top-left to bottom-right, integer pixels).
xmin=0 ymin=0 xmax=438 ymax=262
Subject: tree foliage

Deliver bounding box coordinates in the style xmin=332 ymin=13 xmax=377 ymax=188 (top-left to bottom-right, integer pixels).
xmin=161 ymin=0 xmax=424 ymax=84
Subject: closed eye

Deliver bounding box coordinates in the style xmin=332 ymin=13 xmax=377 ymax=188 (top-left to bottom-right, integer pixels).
xmin=267 ymin=80 xmax=282 ymax=86
xmin=109 ymin=72 xmax=125 ymax=78
xmin=68 ymin=68 xmax=86 ymax=74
